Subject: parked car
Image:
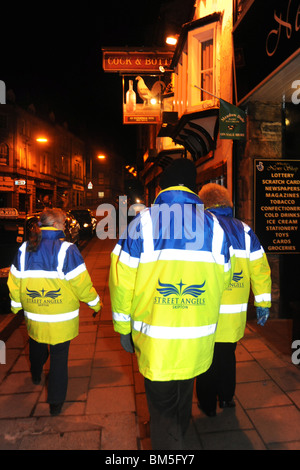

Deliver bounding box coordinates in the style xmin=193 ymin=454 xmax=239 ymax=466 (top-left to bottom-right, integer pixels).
xmin=0 ymin=208 xmax=31 ymax=314
xmin=64 ymin=212 xmax=81 ymax=246
xmin=68 ymin=209 xmax=97 ymax=239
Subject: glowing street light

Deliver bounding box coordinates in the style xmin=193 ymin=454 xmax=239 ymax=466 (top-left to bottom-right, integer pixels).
xmin=166 ymin=35 xmax=178 ymax=46
xmin=97 ymin=154 xmax=106 ymax=160
xmin=36 ymin=137 xmax=48 ymax=143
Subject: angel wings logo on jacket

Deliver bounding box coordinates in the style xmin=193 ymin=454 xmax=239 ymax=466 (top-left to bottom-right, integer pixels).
xmin=26 ymin=288 xmax=62 ymax=305
xmin=154 ymin=280 xmax=206 ymax=308
xmin=228 ymin=270 xmax=244 ymax=290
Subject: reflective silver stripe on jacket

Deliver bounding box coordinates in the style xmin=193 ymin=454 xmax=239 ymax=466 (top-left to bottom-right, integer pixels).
xmin=88 ymin=295 xmax=100 ymax=307
xmin=219 ymin=303 xmax=248 ymax=314
xmin=11 ymin=241 xmax=87 ymax=280
xmin=132 ymin=320 xmax=216 ymax=339
xmin=115 ymin=209 xmax=230 ymax=270
xmin=24 ymin=309 xmax=79 ymax=323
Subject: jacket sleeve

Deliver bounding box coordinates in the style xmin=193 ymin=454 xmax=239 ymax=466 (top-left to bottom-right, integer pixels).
xmin=248 ymin=229 xmax=272 ymax=308
xmin=7 ymin=247 xmax=23 ymax=314
xmin=7 ymin=270 xmax=22 ymax=314
xmin=63 ymin=245 xmax=101 ymax=312
xmin=109 ymin=231 xmax=140 ymax=335
xmin=212 ymin=214 xmax=236 ymax=291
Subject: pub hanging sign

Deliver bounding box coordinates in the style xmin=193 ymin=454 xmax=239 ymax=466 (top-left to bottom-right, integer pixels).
xmin=254 ymin=159 xmax=300 ymax=254
xmin=102 ymin=49 xmax=173 ymax=73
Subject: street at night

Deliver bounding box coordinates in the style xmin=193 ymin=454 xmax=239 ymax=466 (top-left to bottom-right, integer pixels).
xmin=1 ymin=0 xmax=300 ymax=454
xmin=0 ymin=234 xmax=300 ymax=451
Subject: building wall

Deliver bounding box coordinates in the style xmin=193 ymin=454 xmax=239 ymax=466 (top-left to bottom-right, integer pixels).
xmin=0 ymin=103 xmax=87 ymax=213
xmin=188 ymin=0 xmax=234 ymax=196
xmin=235 ymin=101 xmax=283 ymax=318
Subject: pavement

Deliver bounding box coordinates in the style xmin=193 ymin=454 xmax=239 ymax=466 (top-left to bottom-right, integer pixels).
xmin=0 ymin=235 xmax=300 ymax=451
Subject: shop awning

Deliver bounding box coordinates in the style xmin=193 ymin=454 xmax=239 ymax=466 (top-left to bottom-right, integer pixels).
xmin=158 ymin=108 xmax=219 ymax=159
xmin=156 ymin=148 xmax=186 ymax=169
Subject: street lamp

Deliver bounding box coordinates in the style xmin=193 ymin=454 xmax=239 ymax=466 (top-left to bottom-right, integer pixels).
xmin=36 ymin=137 xmax=48 ymax=143
xmin=97 ymin=154 xmax=106 ymax=160
xmin=166 ymin=35 xmax=178 ymax=46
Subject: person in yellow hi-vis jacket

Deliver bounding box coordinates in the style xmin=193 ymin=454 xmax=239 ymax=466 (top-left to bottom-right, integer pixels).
xmin=8 ymin=208 xmax=101 ymax=416
xmin=109 ymin=159 xmax=236 ymax=450
xmin=196 ymin=183 xmax=271 ymax=416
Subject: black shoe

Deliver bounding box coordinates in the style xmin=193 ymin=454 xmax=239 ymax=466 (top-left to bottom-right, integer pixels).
xmin=219 ymin=399 xmax=236 ymax=409
xmin=197 ymin=403 xmax=216 ymax=417
xmin=31 ymin=375 xmax=41 ymax=385
xmin=50 ymin=403 xmax=63 ymax=416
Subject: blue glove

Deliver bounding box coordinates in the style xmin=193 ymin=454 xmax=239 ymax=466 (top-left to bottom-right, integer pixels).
xmin=256 ymin=307 xmax=269 ymax=326
xmin=120 ymin=334 xmax=134 ymax=353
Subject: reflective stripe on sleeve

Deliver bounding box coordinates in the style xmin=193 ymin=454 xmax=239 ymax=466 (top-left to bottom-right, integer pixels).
xmin=255 ymin=293 xmax=271 ymax=303
xmin=24 ymin=310 xmax=79 ymax=323
xmin=132 ymin=320 xmax=216 ymax=339
xmin=65 ymin=263 xmax=86 ymax=280
xmin=20 ymin=242 xmax=27 ymax=272
xmin=250 ymin=249 xmax=264 ymax=261
xmin=112 ymin=311 xmax=131 ymax=322
xmin=11 ymin=299 xmax=22 ymax=308
xmin=119 ymin=251 xmax=139 ymax=268
xmin=219 ymin=303 xmax=248 ymax=314
xmin=57 ymin=241 xmax=72 ymax=278
xmin=88 ymin=295 xmax=100 ymax=307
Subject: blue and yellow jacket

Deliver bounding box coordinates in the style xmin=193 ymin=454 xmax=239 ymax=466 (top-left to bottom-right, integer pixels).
xmin=109 ymin=187 xmax=236 ymax=381
xmin=7 ymin=227 xmax=101 ymax=345
xmin=208 ymin=207 xmax=271 ymax=343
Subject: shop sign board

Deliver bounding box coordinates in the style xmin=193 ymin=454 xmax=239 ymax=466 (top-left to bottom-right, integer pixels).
xmin=254 ymin=159 xmax=300 ymax=254
xmin=102 ymin=49 xmax=173 ymax=73
xmin=102 ymin=48 xmax=173 ymax=125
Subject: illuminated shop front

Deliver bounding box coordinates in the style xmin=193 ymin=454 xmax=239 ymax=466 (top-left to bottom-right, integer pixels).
xmin=233 ymin=0 xmax=300 ymax=321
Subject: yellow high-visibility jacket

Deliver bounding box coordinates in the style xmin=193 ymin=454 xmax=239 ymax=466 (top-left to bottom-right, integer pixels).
xmin=7 ymin=227 xmax=101 ymax=345
xmin=208 ymin=207 xmax=272 ymax=343
xmin=109 ymin=187 xmax=236 ymax=381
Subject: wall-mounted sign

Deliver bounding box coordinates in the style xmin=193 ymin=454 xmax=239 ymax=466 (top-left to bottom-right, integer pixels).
xmin=102 ymin=49 xmax=173 ymax=73
xmin=254 ymin=159 xmax=300 ymax=254
xmin=219 ymin=99 xmax=246 ymax=140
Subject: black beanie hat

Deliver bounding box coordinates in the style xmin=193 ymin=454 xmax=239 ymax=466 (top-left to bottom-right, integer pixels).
xmin=159 ymin=158 xmax=197 ymax=192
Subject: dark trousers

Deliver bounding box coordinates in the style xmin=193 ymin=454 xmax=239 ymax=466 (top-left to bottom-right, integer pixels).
xmin=144 ymin=377 xmax=194 ymax=450
xmin=29 ymin=338 xmax=70 ymax=404
xmin=196 ymin=342 xmax=237 ymax=412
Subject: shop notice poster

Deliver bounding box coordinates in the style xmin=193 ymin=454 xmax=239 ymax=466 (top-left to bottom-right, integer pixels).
xmin=254 ymin=159 xmax=300 ymax=254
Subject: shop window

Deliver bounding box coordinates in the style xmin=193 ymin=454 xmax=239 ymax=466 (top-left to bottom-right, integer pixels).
xmin=39 ymin=153 xmax=50 ymax=174
xmin=98 ymin=172 xmax=104 ymax=184
xmin=59 ymin=154 xmax=69 ymax=174
xmin=0 ymin=143 xmax=9 ymax=165
xmin=19 ymin=147 xmax=26 ymax=168
xmin=74 ymin=161 xmax=82 ymax=179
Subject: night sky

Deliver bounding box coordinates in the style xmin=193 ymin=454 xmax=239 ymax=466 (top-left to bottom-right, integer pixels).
xmin=2 ymin=1 xmax=169 ymax=162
